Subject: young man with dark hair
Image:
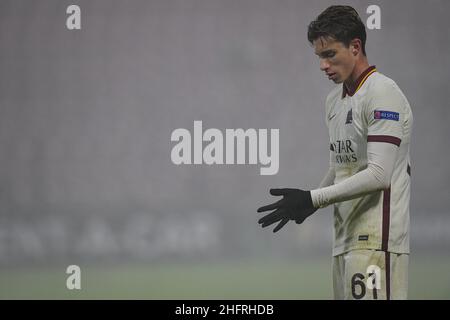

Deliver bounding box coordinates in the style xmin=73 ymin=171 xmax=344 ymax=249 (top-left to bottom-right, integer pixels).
xmin=257 ymin=5 xmax=413 ymax=300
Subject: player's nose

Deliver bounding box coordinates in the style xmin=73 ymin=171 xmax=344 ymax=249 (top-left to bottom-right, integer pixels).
xmin=320 ymin=58 xmax=330 ymax=71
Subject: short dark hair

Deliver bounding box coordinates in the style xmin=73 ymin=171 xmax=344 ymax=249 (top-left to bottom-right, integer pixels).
xmin=307 ymin=5 xmax=367 ymax=56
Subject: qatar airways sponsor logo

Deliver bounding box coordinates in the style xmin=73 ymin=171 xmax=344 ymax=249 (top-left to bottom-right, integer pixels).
xmin=331 ymin=139 xmax=357 ymax=163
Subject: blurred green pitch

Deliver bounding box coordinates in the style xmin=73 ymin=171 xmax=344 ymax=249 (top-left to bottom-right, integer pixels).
xmin=1 ymin=255 xmax=449 ymax=299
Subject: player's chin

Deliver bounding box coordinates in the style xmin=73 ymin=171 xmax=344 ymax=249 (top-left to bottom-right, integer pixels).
xmin=331 ymin=77 xmax=343 ymax=84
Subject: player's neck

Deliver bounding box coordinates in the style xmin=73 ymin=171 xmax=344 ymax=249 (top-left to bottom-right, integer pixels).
xmin=344 ymin=59 xmax=370 ymax=91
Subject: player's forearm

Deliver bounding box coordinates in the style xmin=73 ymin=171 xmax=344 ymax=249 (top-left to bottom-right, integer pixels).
xmin=311 ymin=142 xmax=398 ymax=208
xmin=311 ymin=166 xmax=385 ymax=208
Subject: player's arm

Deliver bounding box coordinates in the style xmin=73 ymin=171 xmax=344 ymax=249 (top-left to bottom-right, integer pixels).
xmin=257 ymin=143 xmax=398 ymax=233
xmin=310 ymin=141 xmax=398 ymax=208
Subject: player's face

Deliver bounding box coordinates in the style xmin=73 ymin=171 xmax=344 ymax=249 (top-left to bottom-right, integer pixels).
xmin=313 ymin=37 xmax=356 ymax=84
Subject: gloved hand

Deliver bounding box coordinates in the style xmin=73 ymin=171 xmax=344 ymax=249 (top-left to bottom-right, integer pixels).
xmin=257 ymin=188 xmax=317 ymax=232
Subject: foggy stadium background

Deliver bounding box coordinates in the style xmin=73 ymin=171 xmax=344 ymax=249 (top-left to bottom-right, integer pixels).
xmin=1 ymin=0 xmax=450 ymax=299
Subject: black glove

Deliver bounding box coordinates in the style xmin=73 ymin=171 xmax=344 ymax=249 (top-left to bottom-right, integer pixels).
xmin=257 ymin=188 xmax=317 ymax=232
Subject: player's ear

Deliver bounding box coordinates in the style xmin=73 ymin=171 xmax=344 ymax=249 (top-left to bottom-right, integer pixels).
xmin=350 ymin=39 xmax=361 ymax=56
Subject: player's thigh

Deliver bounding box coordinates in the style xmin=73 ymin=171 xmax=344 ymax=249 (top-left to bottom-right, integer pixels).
xmin=332 ymin=255 xmax=345 ymax=300
xmin=390 ymin=252 xmax=408 ymax=299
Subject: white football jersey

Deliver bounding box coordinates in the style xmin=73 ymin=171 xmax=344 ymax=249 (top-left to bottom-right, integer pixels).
xmin=325 ymin=66 xmax=413 ymax=256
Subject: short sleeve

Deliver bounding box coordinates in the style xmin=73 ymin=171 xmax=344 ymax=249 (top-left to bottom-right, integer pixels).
xmin=364 ymin=82 xmax=405 ymax=146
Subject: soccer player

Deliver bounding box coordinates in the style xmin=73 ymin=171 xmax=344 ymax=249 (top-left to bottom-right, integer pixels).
xmin=257 ymin=5 xmax=413 ymax=300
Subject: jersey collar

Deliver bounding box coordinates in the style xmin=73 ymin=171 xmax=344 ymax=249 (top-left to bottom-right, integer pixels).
xmin=342 ymin=65 xmax=377 ymax=98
